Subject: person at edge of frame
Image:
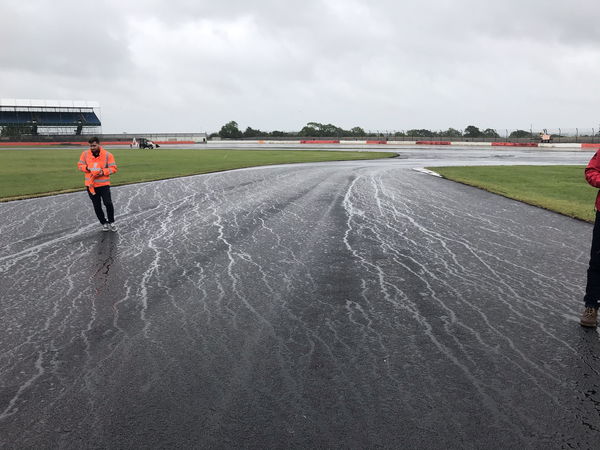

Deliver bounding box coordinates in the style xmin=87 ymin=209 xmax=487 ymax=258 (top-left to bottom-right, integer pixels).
xmin=77 ymin=136 xmax=119 ymax=232
xmin=580 ymin=148 xmax=600 ymax=327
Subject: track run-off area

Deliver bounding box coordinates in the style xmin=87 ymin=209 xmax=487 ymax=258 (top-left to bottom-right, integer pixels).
xmin=1 ymin=145 xmax=599 ymax=448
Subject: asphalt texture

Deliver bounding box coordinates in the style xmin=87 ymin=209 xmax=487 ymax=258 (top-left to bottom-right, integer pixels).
xmin=1 ymin=147 xmax=600 ymax=448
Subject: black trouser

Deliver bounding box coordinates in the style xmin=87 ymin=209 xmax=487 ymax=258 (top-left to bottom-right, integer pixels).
xmin=584 ymin=211 xmax=600 ymax=308
xmin=87 ymin=185 xmax=115 ymax=224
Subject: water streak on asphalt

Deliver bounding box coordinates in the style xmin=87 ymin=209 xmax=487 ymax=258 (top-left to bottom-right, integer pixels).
xmin=1 ymin=148 xmax=599 ymax=448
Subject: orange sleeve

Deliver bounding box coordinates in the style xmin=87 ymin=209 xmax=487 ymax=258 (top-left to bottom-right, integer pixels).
xmin=105 ymin=152 xmax=118 ymax=175
xmin=77 ymin=151 xmax=88 ymax=173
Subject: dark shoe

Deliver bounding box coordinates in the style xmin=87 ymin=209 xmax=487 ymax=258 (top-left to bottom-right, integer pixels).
xmin=580 ymin=307 xmax=598 ymax=328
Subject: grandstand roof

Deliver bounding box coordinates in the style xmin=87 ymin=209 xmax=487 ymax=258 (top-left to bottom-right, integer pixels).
xmin=0 ymin=99 xmax=101 ymax=128
xmin=0 ymin=99 xmax=99 ymax=109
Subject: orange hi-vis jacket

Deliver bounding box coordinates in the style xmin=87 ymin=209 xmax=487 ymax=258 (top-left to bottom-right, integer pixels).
xmin=77 ymin=147 xmax=118 ymax=194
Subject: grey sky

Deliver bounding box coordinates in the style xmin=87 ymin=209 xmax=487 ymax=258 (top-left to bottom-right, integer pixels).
xmin=1 ymin=0 xmax=598 ymax=133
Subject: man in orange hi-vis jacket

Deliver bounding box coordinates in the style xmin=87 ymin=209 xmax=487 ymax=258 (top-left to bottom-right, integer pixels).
xmin=77 ymin=137 xmax=118 ymax=232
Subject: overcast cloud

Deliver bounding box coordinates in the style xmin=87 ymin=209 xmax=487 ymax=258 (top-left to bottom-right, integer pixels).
xmin=1 ymin=0 xmax=599 ymax=133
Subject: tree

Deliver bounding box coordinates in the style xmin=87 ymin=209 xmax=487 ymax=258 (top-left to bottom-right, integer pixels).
xmin=321 ymin=123 xmax=344 ymax=136
xmin=482 ymin=128 xmax=500 ymax=138
xmin=219 ymin=121 xmax=242 ymax=139
xmin=442 ymin=128 xmax=462 ymax=137
xmin=406 ymin=129 xmax=434 ymax=138
xmin=350 ymin=127 xmax=366 ymax=137
xmin=243 ymin=127 xmax=263 ymax=138
xmin=299 ymin=122 xmax=351 ymax=137
xmin=463 ymin=125 xmax=482 ymax=138
xmin=299 ymin=122 xmax=321 ymax=137
xmin=509 ymin=129 xmax=532 ymax=138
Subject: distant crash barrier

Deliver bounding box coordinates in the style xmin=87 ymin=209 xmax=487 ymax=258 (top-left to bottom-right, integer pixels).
xmin=0 ymin=140 xmax=197 ymax=146
xmin=416 ymin=141 xmax=451 ymax=145
xmin=492 ymin=142 xmax=538 ymax=147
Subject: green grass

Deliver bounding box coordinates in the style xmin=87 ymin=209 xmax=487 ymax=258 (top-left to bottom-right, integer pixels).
xmin=431 ymin=165 xmax=597 ymax=222
xmin=0 ymin=148 xmax=394 ymax=201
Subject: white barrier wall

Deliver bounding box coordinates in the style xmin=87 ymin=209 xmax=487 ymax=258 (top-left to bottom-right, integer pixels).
xmin=539 ymin=143 xmax=584 ymax=148
xmin=456 ymin=142 xmax=493 ymax=146
xmin=255 ymin=140 xmax=301 ymax=144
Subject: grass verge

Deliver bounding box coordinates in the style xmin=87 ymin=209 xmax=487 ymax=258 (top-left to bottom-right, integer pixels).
xmin=430 ymin=165 xmax=597 ymax=222
xmin=0 ymin=148 xmax=394 ymax=201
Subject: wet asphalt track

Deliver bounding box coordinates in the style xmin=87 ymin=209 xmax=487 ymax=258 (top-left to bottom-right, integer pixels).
xmin=1 ymin=147 xmax=600 ymax=448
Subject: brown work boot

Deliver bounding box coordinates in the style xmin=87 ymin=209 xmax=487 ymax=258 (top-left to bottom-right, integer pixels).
xmin=580 ymin=307 xmax=598 ymax=328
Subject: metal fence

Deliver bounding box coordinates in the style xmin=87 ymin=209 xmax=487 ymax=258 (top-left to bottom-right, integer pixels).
xmin=218 ymin=128 xmax=600 ymax=143
xmin=2 ymin=127 xmax=598 ymax=143
xmin=361 ymin=128 xmax=600 ymax=143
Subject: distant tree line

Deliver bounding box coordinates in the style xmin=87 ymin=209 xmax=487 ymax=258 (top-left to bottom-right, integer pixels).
xmin=214 ymin=121 xmax=368 ymax=139
xmin=214 ymin=121 xmax=538 ymax=139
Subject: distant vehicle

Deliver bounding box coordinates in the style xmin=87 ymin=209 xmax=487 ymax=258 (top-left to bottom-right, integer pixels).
xmin=138 ymin=137 xmax=160 ymax=149
xmin=539 ymin=129 xmax=552 ymax=143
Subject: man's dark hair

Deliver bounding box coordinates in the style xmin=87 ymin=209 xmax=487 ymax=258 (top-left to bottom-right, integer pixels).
xmin=88 ymin=136 xmax=100 ymax=144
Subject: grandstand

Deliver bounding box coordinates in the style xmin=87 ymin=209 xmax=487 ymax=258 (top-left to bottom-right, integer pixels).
xmin=0 ymin=99 xmax=101 ymax=137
